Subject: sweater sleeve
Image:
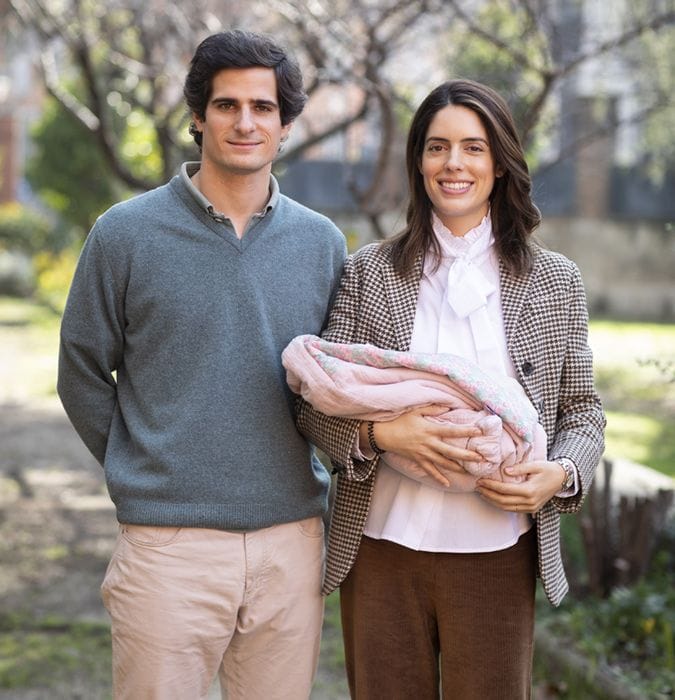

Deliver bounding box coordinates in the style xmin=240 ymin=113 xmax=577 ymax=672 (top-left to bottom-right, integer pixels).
xmin=296 ymin=254 xmax=379 ymax=482
xmin=57 ymin=227 xmax=125 ymax=465
xmin=549 ymin=262 xmax=606 ymax=513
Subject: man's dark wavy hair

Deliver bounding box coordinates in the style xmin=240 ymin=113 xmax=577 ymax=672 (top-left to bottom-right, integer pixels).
xmin=184 ymin=30 xmax=307 ymax=148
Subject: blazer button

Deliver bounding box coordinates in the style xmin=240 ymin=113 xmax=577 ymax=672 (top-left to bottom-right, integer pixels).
xmin=521 ymin=361 xmax=534 ymax=377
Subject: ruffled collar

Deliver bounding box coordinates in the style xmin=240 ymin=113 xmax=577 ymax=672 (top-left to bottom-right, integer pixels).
xmin=431 ymin=211 xmax=493 ymax=261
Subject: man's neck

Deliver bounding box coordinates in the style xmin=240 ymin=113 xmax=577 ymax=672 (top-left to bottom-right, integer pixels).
xmin=193 ymin=163 xmax=271 ymax=238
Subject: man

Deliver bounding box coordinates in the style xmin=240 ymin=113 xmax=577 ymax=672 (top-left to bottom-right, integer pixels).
xmin=57 ymin=30 xmax=346 ymax=699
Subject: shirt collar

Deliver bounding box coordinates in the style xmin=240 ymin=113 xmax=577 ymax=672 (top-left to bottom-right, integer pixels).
xmin=179 ymin=161 xmax=279 ymax=222
xmin=431 ymin=211 xmax=493 ymax=261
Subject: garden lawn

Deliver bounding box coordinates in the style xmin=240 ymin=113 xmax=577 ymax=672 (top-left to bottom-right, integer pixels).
xmin=589 ymin=319 xmax=675 ymax=477
xmin=2 ymin=297 xmax=674 ymax=699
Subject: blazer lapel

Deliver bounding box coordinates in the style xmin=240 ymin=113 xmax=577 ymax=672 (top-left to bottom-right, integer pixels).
xmin=500 ymin=257 xmax=536 ymax=391
xmin=381 ymin=253 xmax=536 ymax=360
xmin=499 ymin=258 xmax=531 ymax=348
xmin=382 ymin=253 xmax=423 ymax=351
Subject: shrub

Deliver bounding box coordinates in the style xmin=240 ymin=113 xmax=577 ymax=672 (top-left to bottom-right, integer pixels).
xmin=0 ymin=203 xmax=53 ymax=256
xmin=33 ymin=249 xmax=79 ymax=313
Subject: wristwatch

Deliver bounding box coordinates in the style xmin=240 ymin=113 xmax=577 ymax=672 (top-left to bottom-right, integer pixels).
xmin=557 ymin=458 xmax=576 ymax=491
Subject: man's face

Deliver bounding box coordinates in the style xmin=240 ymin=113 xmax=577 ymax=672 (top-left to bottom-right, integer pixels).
xmin=192 ymin=67 xmax=291 ymax=177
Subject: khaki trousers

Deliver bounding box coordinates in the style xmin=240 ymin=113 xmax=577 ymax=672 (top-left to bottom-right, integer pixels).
xmin=101 ymin=518 xmax=325 ymax=700
xmin=340 ymin=528 xmax=537 ymax=700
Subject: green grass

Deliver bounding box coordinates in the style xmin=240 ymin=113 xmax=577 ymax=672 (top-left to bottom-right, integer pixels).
xmin=3 ymin=297 xmax=674 ymax=474
xmin=313 ymin=593 xmax=350 ymax=698
xmin=589 ymin=319 xmax=675 ymax=477
xmin=0 ymin=613 xmax=112 ymax=693
xmin=604 ymin=410 xmax=675 ymax=476
xmin=0 ymin=296 xmax=61 ymax=401
xmin=0 ymin=295 xmax=61 ymax=328
xmin=2 ymin=297 xmax=674 ymax=698
xmin=545 ymin=321 xmax=675 ymax=698
xmin=537 ymin=560 xmax=675 ymax=699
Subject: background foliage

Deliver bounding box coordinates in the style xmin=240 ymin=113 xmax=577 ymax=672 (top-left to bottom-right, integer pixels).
xmin=6 ymin=0 xmax=674 ymax=238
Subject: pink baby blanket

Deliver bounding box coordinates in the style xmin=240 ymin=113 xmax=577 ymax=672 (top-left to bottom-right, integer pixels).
xmin=282 ymin=335 xmax=547 ymax=493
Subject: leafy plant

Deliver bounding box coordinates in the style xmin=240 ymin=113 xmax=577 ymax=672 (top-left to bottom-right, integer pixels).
xmin=0 ymin=202 xmax=54 ymax=255
xmin=25 ymin=97 xmax=123 ymax=236
xmin=541 ymin=572 xmax=675 ymax=698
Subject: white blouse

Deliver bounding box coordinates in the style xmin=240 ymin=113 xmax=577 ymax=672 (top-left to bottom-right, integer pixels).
xmin=363 ymin=214 xmax=533 ymax=552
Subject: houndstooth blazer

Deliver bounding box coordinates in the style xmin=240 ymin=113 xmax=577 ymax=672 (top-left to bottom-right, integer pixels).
xmin=296 ymin=241 xmax=605 ymax=606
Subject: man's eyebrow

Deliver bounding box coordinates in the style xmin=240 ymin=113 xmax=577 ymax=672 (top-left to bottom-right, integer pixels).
xmin=210 ymin=97 xmax=279 ymax=108
xmin=253 ymin=98 xmax=279 ymax=108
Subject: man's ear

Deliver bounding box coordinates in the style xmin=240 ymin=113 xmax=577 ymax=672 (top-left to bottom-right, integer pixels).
xmin=280 ymin=121 xmax=293 ymax=141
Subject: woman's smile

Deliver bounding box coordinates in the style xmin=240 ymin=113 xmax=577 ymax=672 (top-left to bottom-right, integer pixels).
xmin=421 ymin=104 xmax=498 ymax=236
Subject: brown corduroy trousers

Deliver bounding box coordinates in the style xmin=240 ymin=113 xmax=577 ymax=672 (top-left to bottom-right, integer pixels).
xmin=339 ymin=527 xmax=537 ymax=700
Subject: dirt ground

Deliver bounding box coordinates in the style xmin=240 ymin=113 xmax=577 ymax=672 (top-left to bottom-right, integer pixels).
xmin=0 ymin=302 xmax=571 ymax=699
xmin=0 ymin=395 xmax=350 ymax=699
xmin=0 ymin=293 xmax=350 ymax=698
xmin=0 ymin=393 xmax=349 ymax=700
xmin=1 ymin=401 xmax=573 ymax=700
xmin=0 ymin=397 xmax=115 ymax=697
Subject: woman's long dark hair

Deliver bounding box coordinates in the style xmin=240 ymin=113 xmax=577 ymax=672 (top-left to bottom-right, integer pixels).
xmin=389 ymin=79 xmax=541 ymax=277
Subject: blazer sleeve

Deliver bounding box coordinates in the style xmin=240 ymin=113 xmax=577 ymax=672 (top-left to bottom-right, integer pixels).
xmin=295 ymin=254 xmax=379 ymax=482
xmin=549 ymin=262 xmax=606 ymax=513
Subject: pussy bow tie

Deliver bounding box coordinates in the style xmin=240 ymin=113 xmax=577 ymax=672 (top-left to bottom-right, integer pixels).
xmin=444 ymin=250 xmax=505 ymax=375
xmin=446 ymin=256 xmax=495 ymax=318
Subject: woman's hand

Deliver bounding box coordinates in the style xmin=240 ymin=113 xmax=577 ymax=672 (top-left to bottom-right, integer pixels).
xmin=475 ymin=460 xmax=566 ymax=513
xmin=367 ymin=405 xmax=483 ymax=488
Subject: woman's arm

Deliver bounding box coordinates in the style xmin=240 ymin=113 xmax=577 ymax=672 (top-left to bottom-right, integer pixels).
xmin=547 ymin=263 xmax=606 ymax=510
xmin=295 ymin=251 xmax=484 ymax=484
xmin=476 ymin=262 xmax=605 ymax=514
xmin=296 ymin=254 xmax=376 ymax=481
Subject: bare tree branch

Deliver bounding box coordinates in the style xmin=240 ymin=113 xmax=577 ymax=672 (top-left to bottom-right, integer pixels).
xmin=446 ymin=0 xmax=549 ymax=73
xmin=520 ymin=72 xmax=556 ymax=147
xmin=556 ymin=10 xmax=675 ymax=78
xmin=39 ymin=49 xmax=99 ymax=130
xmin=279 ymin=96 xmax=370 ymax=163
xmin=7 ymin=0 xmax=673 ymax=239
xmin=536 ymin=95 xmax=671 ymax=175
xmin=448 ymin=1 xmax=674 ymax=157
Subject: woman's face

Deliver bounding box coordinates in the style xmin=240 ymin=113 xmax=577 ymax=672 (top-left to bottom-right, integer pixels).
xmin=420 ymin=104 xmax=499 ymax=237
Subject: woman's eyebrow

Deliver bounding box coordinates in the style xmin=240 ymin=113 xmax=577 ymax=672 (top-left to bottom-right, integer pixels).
xmin=425 ymin=136 xmax=489 ymax=144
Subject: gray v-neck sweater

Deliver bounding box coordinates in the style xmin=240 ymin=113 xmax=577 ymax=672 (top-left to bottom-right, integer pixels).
xmin=57 ymin=168 xmax=346 ymax=530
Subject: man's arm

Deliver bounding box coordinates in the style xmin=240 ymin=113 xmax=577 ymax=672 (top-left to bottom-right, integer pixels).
xmin=57 ymin=228 xmax=125 ymax=465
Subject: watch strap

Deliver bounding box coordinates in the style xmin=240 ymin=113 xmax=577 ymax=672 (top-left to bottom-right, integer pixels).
xmin=557 ymin=458 xmax=576 ymax=491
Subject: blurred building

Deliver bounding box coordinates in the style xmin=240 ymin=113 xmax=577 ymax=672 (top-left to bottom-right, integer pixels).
xmin=0 ymin=0 xmax=672 ymax=318
xmin=281 ymin=0 xmax=674 ymax=223
xmin=531 ymin=0 xmax=675 ymax=220
xmin=0 ymin=1 xmax=43 ymax=204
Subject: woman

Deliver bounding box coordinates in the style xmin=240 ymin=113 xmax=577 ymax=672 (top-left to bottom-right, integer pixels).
xmin=296 ymin=79 xmax=605 ymax=698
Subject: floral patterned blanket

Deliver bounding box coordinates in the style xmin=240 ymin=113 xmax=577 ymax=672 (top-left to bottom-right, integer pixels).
xmin=282 ymin=334 xmax=547 ymax=492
